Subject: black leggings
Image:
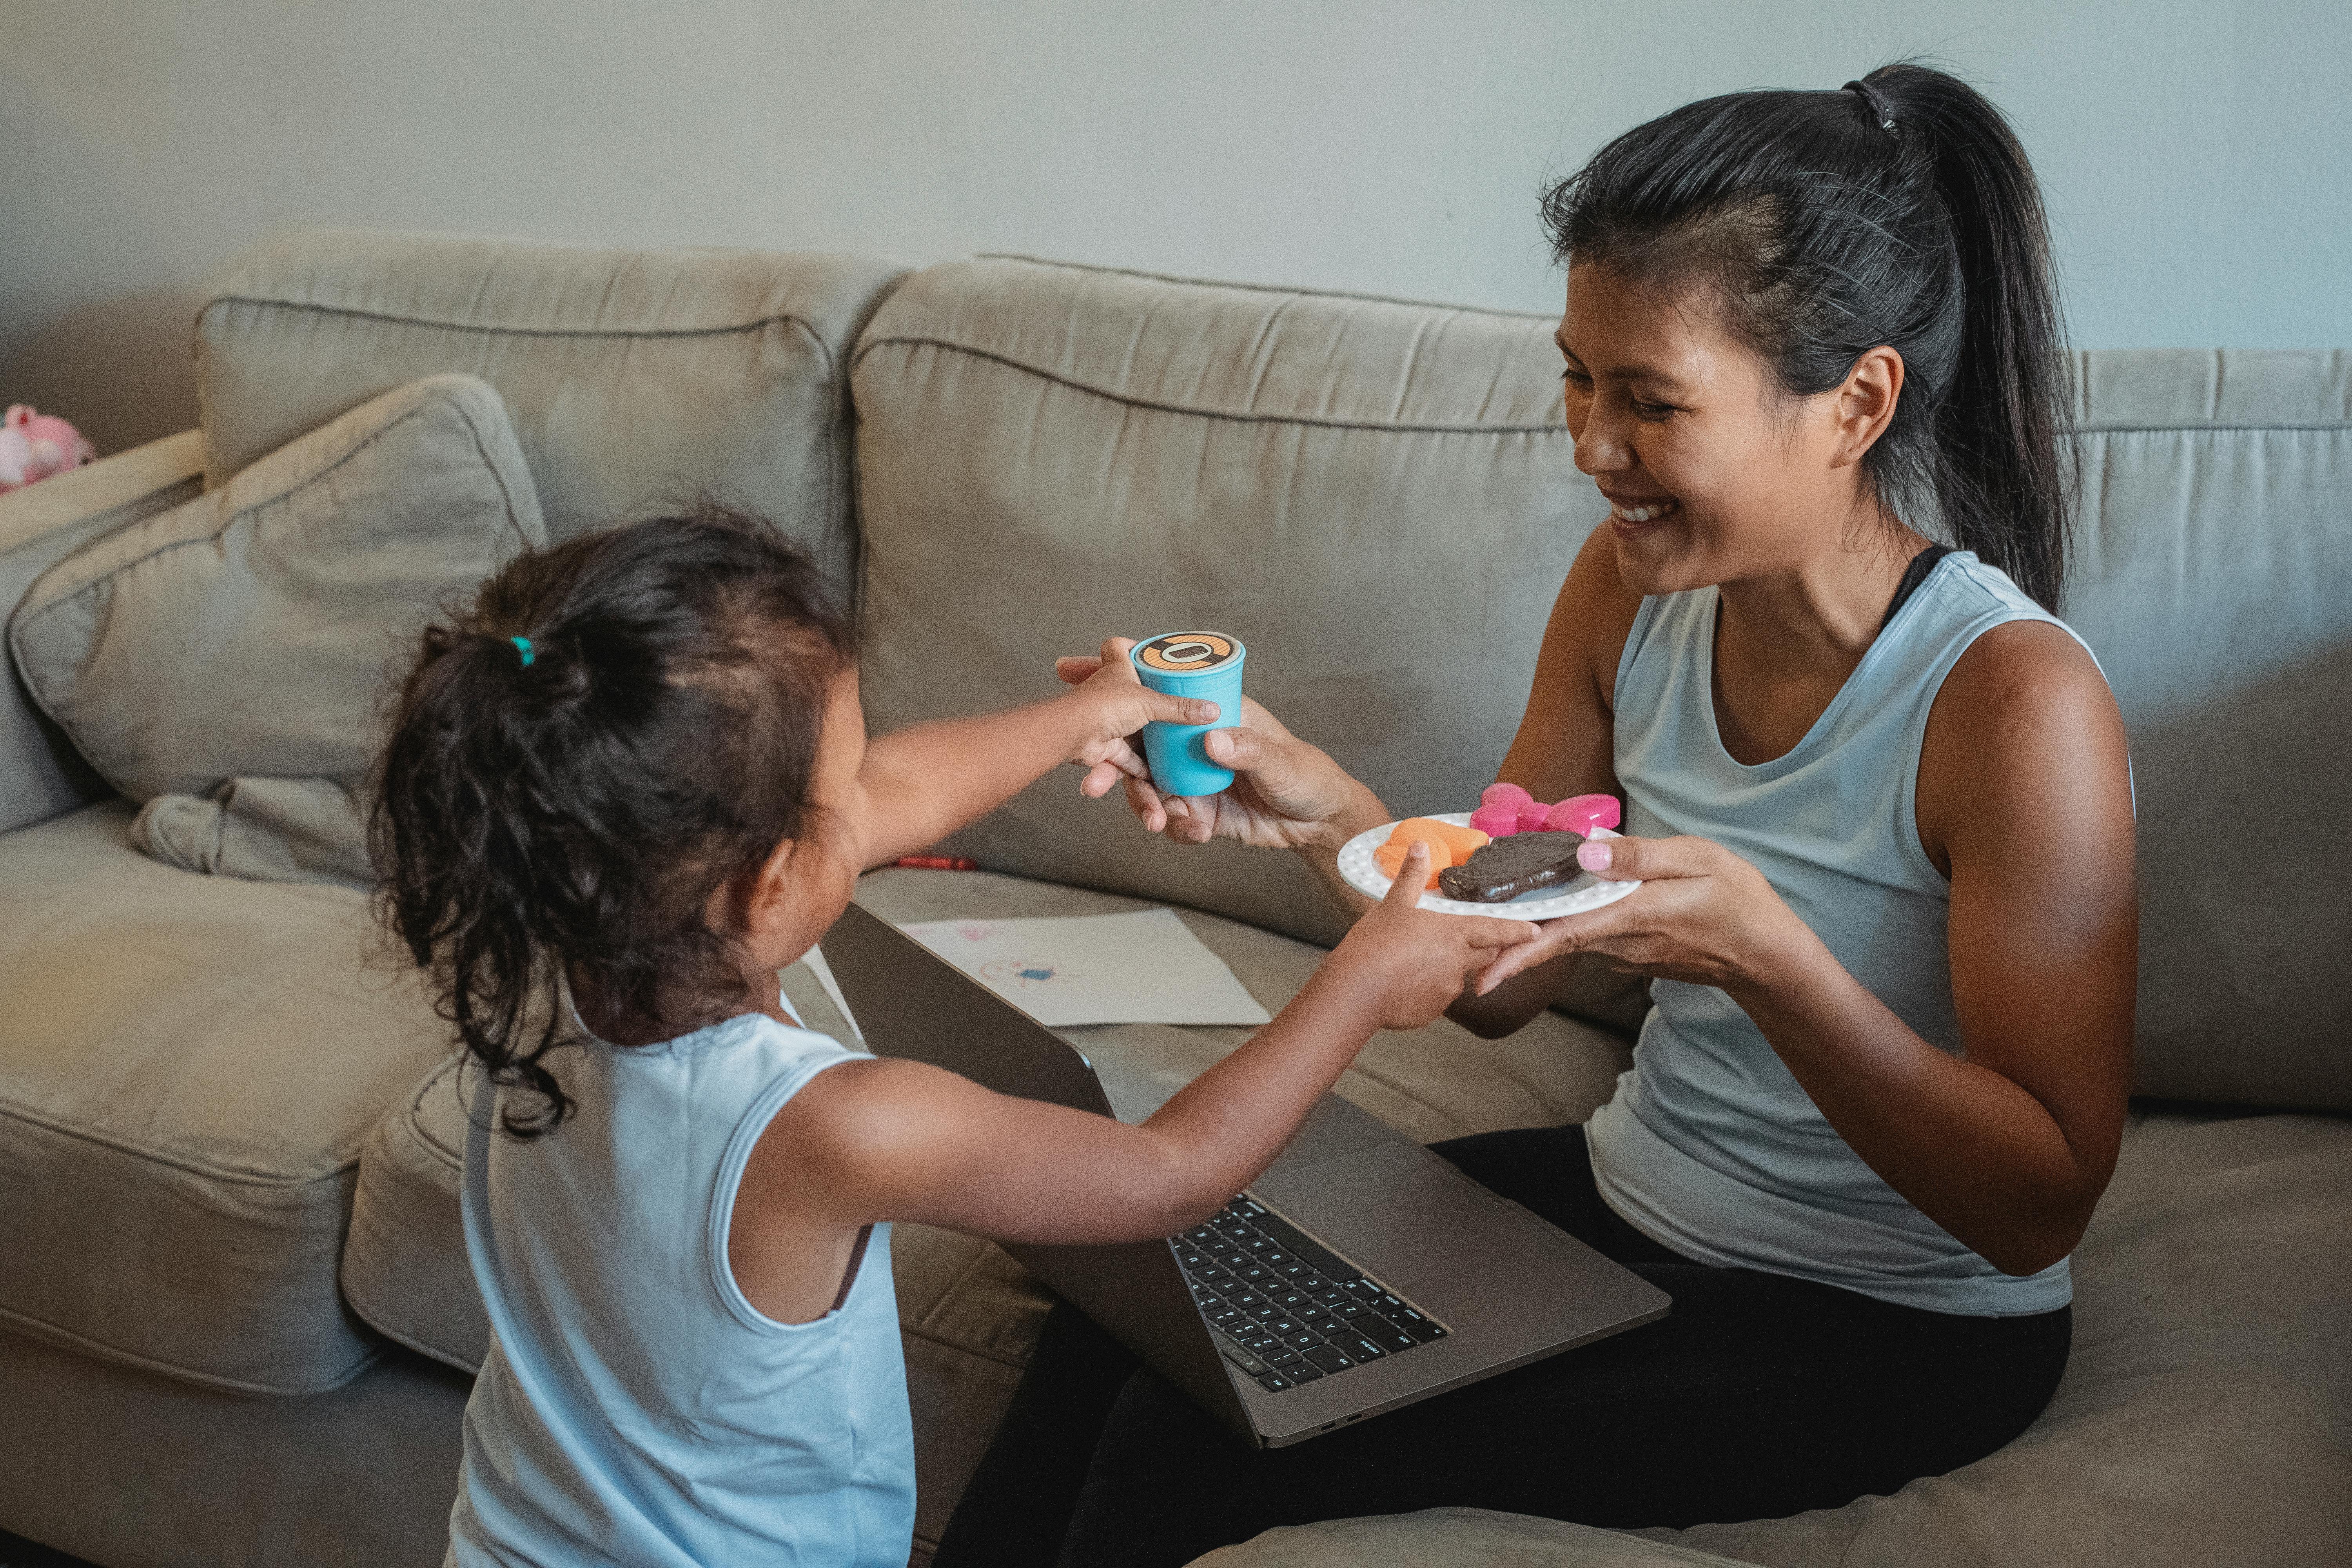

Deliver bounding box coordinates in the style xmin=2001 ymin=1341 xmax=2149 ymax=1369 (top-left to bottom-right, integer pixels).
xmin=934 ymin=1124 xmax=2071 ymax=1568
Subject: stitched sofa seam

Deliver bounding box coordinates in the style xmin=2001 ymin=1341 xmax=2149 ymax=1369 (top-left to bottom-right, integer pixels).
xmin=972 ymin=253 xmax=1557 ymax=319
xmin=0 ymin=1096 xmax=363 ymax=1187
xmin=853 ymin=336 xmax=1568 ymax=434
xmin=0 ymin=1298 xmax=383 ymax=1398
xmin=2072 ymin=420 xmax=2352 ymax=434
xmin=198 ymin=294 xmax=829 ymax=347
xmin=339 ymin=1292 xmax=481 ymax=1377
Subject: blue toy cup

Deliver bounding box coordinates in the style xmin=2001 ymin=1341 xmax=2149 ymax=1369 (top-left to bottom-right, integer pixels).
xmin=1129 ymin=631 xmax=1247 ymax=797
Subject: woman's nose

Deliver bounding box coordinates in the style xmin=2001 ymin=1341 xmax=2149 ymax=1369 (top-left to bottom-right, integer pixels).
xmin=1573 ymin=405 xmax=1633 ymax=477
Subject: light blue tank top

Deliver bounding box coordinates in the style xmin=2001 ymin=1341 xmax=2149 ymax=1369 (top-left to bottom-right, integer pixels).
xmin=446 ymin=1009 xmax=915 ymax=1568
xmin=1586 ymin=551 xmax=2092 ymax=1316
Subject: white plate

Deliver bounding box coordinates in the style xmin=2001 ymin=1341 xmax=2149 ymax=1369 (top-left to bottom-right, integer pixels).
xmin=1338 ymin=813 xmax=1641 ymax=920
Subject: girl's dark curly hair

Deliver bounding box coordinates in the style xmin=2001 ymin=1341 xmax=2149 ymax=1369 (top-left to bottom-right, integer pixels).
xmin=371 ymin=502 xmax=857 ymax=1136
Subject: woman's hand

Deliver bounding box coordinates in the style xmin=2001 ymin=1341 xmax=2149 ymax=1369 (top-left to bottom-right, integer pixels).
xmin=1054 ymin=653 xmax=1385 ymax=851
xmin=1474 ymin=833 xmax=1809 ymax=996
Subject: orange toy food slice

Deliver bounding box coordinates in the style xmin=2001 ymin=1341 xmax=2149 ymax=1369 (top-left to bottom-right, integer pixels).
xmin=1375 ymin=817 xmax=1490 ymax=879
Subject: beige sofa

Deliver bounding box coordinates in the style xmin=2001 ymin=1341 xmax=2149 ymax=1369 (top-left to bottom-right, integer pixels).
xmin=1 ymin=231 xmax=2345 ymax=1568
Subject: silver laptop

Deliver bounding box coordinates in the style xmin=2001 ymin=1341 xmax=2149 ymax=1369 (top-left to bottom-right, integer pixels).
xmin=819 ymin=900 xmax=1670 ymax=1449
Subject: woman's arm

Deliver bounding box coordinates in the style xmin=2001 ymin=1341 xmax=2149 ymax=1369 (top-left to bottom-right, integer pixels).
xmin=1479 ymin=621 xmax=2137 ymax=1274
xmin=728 ymin=849 xmax=1537 ymax=1322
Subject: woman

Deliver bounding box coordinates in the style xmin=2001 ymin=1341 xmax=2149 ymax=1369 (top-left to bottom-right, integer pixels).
xmin=937 ymin=62 xmax=2137 ymax=1567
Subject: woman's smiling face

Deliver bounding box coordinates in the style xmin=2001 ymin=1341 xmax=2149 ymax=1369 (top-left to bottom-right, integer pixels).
xmin=1559 ymin=262 xmax=1860 ymax=597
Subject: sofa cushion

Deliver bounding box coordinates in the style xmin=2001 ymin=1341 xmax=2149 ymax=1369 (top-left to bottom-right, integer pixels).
xmin=849 ymin=256 xmax=1607 ymax=958
xmin=2058 ymin=350 xmax=2352 ymax=1110
xmin=343 ymin=866 xmax=1638 ymax=1555
xmin=1197 ymin=1509 xmax=1764 ymax=1566
xmin=0 ymin=800 xmax=454 ymax=1394
xmin=1205 ymin=1105 xmax=2352 ymax=1568
xmin=198 ymin=229 xmax=911 ymax=588
xmin=7 ymin=374 xmax=544 ymax=885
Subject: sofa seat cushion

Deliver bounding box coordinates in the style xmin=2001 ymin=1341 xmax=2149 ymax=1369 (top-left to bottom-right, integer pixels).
xmin=0 ymin=801 xmax=453 ymax=1395
xmin=343 ymin=866 xmax=1637 ymax=1553
xmin=1201 ymin=1105 xmax=2352 ymax=1568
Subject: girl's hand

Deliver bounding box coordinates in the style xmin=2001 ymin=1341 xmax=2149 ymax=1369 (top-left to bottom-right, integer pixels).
xmin=1058 ymin=637 xmax=1223 ymax=780
xmin=1332 ymin=842 xmax=1539 ymax=1030
xmin=1054 ymin=654 xmax=1383 ymax=851
xmin=1473 ymin=833 xmax=1808 ymax=996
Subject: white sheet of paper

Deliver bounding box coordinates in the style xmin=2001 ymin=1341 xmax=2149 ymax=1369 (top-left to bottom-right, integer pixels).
xmin=895 ymin=908 xmax=1274 ymax=1028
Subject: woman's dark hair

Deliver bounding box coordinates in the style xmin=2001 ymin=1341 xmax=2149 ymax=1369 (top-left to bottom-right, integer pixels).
xmin=372 ymin=501 xmax=858 ymax=1136
xmin=1542 ymin=62 xmax=2074 ymax=608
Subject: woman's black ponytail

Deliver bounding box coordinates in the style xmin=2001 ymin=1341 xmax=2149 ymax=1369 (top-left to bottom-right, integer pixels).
xmin=372 ymin=503 xmax=857 ymax=1136
xmin=1543 ymin=62 xmax=2076 ymax=608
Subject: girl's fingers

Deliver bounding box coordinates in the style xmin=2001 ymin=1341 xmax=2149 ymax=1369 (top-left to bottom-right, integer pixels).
xmin=1122 ymin=772 xmax=1169 ymax=833
xmin=1458 ymin=917 xmax=1542 ymax=949
xmin=1383 ymin=840 xmax=1433 ymax=903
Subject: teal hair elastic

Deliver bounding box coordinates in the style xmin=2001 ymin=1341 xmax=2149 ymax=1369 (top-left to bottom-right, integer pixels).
xmin=510 ymin=635 xmax=535 ymax=667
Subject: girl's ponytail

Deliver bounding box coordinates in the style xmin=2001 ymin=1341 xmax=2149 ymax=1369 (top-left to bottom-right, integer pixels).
xmin=372 ymin=504 xmax=856 ymax=1137
xmin=1543 ymin=61 xmax=2076 ymax=608
xmin=1870 ymin=64 xmax=2074 ymax=608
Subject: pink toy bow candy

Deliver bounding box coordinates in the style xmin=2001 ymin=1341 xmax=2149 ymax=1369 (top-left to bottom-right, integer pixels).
xmin=0 ymin=405 xmax=96 ymax=492
xmin=1469 ymin=784 xmax=1621 ymax=840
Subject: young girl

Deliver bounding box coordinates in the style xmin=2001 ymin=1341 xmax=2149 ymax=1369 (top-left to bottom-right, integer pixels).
xmin=370 ymin=505 xmax=1536 ymax=1567
xmin=944 ymin=64 xmax=2138 ymax=1564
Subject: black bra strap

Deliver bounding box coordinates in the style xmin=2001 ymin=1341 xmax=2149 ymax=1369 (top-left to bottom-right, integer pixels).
xmin=1882 ymin=545 xmax=1953 ymax=630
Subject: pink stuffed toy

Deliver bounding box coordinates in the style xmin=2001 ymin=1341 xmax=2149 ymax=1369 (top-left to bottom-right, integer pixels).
xmin=0 ymin=405 xmax=97 ymax=492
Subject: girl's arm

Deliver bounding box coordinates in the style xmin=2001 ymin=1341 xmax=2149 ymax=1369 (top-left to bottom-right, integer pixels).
xmin=729 ymin=850 xmax=1537 ymax=1323
xmin=1477 ymin=620 xmax=2137 ymax=1274
xmin=853 ymin=638 xmax=1214 ymax=866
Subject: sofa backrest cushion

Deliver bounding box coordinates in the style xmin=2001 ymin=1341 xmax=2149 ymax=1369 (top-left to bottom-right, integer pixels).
xmin=198 ymin=229 xmax=909 ymax=591
xmin=852 ymin=257 xmax=1603 ymax=954
xmin=2059 ymin=349 xmax=2351 ymax=1110
xmin=8 ymin=373 xmax=545 ymax=884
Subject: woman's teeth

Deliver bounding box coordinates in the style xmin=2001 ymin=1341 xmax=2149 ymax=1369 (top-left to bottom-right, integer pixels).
xmin=1611 ymin=499 xmax=1677 ymax=523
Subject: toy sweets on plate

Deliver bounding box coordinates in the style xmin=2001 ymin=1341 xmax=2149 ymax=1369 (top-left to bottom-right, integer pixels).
xmin=1340 ymin=785 xmax=1637 ymax=918
xmin=0 ymin=405 xmax=95 ymax=492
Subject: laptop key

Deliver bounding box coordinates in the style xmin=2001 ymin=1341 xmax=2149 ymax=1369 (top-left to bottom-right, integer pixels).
xmin=1236 ymin=1330 xmax=1279 ymax=1353
xmin=1263 ymin=1346 xmax=1302 ymax=1367
xmin=1209 ymin=1307 xmax=1245 ymax=1330
xmin=1254 ymin=1371 xmax=1294 ymax=1392
xmin=1349 ymin=1314 xmax=1418 ymax=1354
xmin=1387 ymin=1305 xmax=1447 ymax=1341
xmin=1220 ymin=1342 xmax=1270 ymax=1376
xmin=1330 ymin=1332 xmax=1386 ymax=1361
xmin=1284 ymin=1359 xmax=1325 ymax=1383
xmin=1281 ymin=1330 xmax=1323 ymax=1351
xmin=1302 ymin=1344 xmax=1356 ymax=1373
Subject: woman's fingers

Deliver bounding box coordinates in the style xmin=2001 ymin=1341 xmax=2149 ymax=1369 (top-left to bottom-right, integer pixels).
xmin=1571 ymin=833 xmax=1708 ymax=884
xmin=1055 ymin=655 xmax=1104 ymax=687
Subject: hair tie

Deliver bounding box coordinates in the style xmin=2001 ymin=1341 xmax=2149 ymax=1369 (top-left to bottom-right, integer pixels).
xmin=1842 ymin=79 xmax=1900 ymax=140
xmin=509 ymin=635 xmax=535 ymax=668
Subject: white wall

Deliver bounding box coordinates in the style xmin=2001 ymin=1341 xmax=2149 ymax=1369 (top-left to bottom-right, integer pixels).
xmin=4 ymin=0 xmax=2347 ymax=457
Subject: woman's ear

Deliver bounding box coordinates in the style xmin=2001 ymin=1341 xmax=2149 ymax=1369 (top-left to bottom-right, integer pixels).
xmin=1830 ymin=345 xmax=1905 ymax=468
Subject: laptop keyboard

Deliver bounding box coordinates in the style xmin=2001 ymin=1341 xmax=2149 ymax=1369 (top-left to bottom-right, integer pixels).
xmin=1174 ymin=1196 xmax=1448 ymax=1393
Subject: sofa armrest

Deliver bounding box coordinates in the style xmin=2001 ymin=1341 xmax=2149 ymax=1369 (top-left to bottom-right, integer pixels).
xmin=0 ymin=430 xmax=205 ymax=832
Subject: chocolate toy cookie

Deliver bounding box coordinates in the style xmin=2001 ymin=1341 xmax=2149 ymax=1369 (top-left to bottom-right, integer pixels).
xmin=1436 ymin=831 xmax=1588 ymax=903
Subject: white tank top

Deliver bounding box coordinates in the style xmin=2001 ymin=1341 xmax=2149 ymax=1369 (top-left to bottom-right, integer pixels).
xmin=1586 ymin=551 xmax=2093 ymax=1316
xmin=447 ymin=1008 xmax=916 ymax=1567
